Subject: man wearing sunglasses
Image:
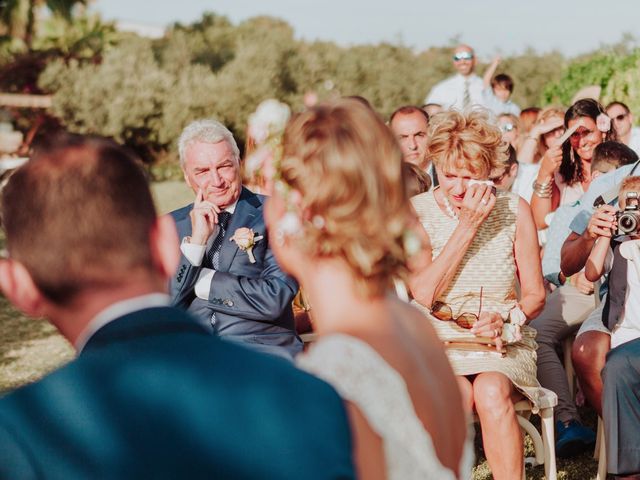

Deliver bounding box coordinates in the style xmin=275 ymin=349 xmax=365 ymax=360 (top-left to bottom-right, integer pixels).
xmin=606 ymin=101 xmax=640 ymax=155
xmin=424 ymin=44 xmax=484 ymax=111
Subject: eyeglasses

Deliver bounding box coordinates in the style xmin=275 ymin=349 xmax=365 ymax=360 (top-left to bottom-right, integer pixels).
xmin=431 ymin=287 xmax=483 ymax=329
xmin=569 ymin=128 xmax=598 ymax=145
xmin=612 ymin=113 xmax=629 ymax=122
xmin=500 ymin=123 xmax=516 ymax=133
xmin=453 ymin=52 xmax=474 ymax=62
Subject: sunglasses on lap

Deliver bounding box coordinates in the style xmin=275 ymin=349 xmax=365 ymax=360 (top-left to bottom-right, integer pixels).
xmin=431 ymin=287 xmax=483 ymax=329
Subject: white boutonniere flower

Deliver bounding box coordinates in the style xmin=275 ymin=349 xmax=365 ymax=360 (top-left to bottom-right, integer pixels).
xmin=230 ymin=227 xmax=263 ymax=264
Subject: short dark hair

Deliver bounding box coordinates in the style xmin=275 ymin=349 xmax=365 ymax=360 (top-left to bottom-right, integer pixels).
xmin=591 ymin=141 xmax=639 ymax=175
xmin=491 ymin=74 xmax=514 ymax=93
xmin=389 ymin=105 xmax=429 ymax=125
xmin=402 ymin=162 xmax=432 ymax=197
xmin=605 ymin=101 xmax=630 ymax=113
xmin=1 ymin=133 xmax=157 ymax=304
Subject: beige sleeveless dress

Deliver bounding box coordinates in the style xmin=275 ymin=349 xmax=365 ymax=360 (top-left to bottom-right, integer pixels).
xmin=411 ymin=189 xmax=541 ymax=405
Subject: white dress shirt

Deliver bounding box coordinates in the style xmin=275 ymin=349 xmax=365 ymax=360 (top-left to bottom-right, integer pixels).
xmin=629 ymin=127 xmax=640 ymax=155
xmin=481 ymin=88 xmax=521 ymax=116
xmin=180 ymin=200 xmax=238 ymax=300
xmin=424 ymin=74 xmax=484 ymax=111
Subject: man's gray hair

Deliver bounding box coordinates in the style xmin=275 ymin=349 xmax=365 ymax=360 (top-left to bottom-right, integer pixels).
xmin=178 ymin=119 xmax=241 ymax=167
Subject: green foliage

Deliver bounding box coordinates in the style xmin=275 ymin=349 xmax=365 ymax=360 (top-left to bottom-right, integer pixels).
xmin=603 ymin=55 xmax=640 ymax=125
xmin=22 ymin=10 xmax=640 ymax=174
xmin=542 ymin=48 xmax=640 ymax=106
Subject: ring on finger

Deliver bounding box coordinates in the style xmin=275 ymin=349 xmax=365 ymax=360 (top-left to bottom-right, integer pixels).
xmin=481 ymin=198 xmax=488 ymax=205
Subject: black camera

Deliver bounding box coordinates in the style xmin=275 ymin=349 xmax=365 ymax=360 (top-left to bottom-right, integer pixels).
xmin=616 ymin=192 xmax=640 ymax=236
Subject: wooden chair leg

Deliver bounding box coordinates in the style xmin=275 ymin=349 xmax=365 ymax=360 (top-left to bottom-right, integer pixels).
xmin=595 ymin=417 xmax=607 ymax=480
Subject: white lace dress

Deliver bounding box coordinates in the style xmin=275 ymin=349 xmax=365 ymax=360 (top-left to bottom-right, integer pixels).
xmin=296 ymin=334 xmax=474 ymax=480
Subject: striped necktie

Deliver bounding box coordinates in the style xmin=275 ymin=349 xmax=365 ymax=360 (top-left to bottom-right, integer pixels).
xmin=462 ymin=78 xmax=471 ymax=109
xmin=204 ymin=211 xmax=231 ymax=270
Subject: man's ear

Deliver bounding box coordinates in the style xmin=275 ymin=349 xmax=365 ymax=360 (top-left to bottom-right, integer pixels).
xmin=150 ymin=215 xmax=180 ymax=282
xmin=0 ymin=259 xmax=47 ymax=317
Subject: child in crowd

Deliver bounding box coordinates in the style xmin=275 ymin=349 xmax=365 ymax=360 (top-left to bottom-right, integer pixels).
xmin=585 ymin=176 xmax=640 ymax=349
xmin=492 ymin=144 xmax=519 ymax=191
xmin=482 ymin=56 xmax=520 ymax=116
xmin=403 ymin=161 xmax=432 ymax=197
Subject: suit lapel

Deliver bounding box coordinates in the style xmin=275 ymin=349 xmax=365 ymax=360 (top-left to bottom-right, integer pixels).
xmin=219 ymin=188 xmax=262 ymax=272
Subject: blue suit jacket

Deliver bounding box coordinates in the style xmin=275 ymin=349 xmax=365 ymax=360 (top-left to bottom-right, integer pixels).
xmin=0 ymin=307 xmax=354 ymax=479
xmin=169 ymin=187 xmax=302 ymax=359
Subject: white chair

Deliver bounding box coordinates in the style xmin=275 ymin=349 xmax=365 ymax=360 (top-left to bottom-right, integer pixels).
xmin=594 ymin=416 xmax=607 ymax=480
xmin=474 ymin=387 xmax=558 ymax=480
xmin=516 ymin=387 xmax=558 ymax=480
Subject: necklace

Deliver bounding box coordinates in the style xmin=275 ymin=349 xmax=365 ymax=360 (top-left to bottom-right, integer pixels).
xmin=441 ymin=195 xmax=458 ymax=220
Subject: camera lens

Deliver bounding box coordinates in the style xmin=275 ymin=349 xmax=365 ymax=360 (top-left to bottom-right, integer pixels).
xmin=619 ymin=213 xmax=638 ymax=234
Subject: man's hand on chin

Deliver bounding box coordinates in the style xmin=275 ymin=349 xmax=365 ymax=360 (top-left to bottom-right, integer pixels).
xmin=190 ymin=188 xmax=221 ymax=245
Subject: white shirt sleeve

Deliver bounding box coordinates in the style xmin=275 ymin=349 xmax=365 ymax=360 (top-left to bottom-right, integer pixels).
xmin=180 ymin=237 xmax=206 ymax=266
xmin=180 ymin=237 xmax=216 ymax=300
xmin=195 ymin=269 xmax=215 ymax=300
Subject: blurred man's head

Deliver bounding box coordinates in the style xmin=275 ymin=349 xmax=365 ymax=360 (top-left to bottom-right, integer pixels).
xmin=389 ymin=106 xmax=430 ymax=169
xmin=0 ymin=134 xmax=178 ymax=314
xmin=452 ymin=44 xmax=476 ymax=77
xmin=606 ymin=101 xmax=634 ymax=140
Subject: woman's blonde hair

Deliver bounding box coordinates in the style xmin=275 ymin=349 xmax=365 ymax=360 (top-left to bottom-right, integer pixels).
xmin=280 ymin=99 xmax=412 ymax=297
xmin=427 ymin=109 xmax=509 ymax=179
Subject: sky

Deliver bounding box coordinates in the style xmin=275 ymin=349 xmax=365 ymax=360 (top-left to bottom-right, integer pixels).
xmin=92 ymin=0 xmax=640 ymax=59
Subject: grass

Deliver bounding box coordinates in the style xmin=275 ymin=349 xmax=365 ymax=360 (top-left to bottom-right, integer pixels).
xmin=0 ymin=181 xmax=606 ymax=478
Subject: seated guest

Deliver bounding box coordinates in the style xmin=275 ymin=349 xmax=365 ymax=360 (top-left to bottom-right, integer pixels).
xmin=519 ymin=107 xmax=541 ymax=137
xmin=409 ymin=110 xmax=545 ymax=480
xmin=389 ymin=106 xmax=436 ymax=184
xmin=601 ymin=337 xmax=640 ymax=478
xmin=403 ymin=161 xmax=432 ymax=197
xmin=0 ymin=134 xmax=354 ymax=479
xmin=169 ymin=119 xmax=301 ymax=360
xmin=530 ymin=142 xmax=637 ymax=457
xmin=606 ymin=101 xmax=640 ymax=154
xmin=530 ymin=99 xmax=616 ymax=230
xmin=266 ymin=99 xmax=472 ymax=478
xmin=497 ymin=114 xmax=521 ymax=150
xmin=492 ymin=144 xmax=519 ymax=192
xmin=511 ymin=108 xmax=565 ymax=203
xmin=585 ymin=177 xmax=640 ymax=478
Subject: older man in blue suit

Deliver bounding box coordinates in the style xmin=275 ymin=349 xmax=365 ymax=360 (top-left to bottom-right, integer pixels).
xmin=0 ymin=134 xmax=354 ymax=479
xmin=170 ymin=119 xmax=302 ymax=359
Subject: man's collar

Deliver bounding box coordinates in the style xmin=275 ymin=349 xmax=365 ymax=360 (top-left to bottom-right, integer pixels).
xmin=224 ymin=198 xmax=238 ymax=214
xmin=75 ymin=293 xmax=170 ymax=353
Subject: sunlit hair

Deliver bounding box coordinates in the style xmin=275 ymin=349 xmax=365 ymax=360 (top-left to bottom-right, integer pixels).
xmin=560 ymin=98 xmax=617 ymax=185
xmin=1 ymin=134 xmax=157 ymax=305
xmin=519 ymin=107 xmax=541 ymax=134
xmin=178 ymin=119 xmax=240 ymax=168
xmin=619 ymin=176 xmax=640 ymax=210
xmin=280 ymin=99 xmax=411 ymax=297
xmin=427 ymin=109 xmax=509 ymax=179
xmin=537 ymin=107 xmax=565 ymax=126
